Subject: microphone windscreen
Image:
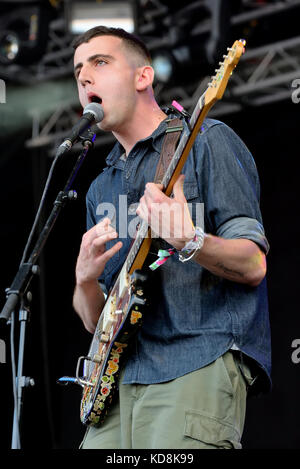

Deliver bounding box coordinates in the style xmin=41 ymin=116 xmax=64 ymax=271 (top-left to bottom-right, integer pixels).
xmin=83 ymin=102 xmax=104 ymax=123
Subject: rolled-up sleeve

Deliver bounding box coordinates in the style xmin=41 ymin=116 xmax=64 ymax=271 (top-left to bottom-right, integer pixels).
xmin=193 ymin=121 xmax=269 ymax=254
xmin=216 ymin=216 xmax=270 ymax=254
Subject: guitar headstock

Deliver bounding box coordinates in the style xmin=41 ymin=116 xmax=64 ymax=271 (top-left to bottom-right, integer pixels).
xmin=205 ymin=39 xmax=246 ymax=106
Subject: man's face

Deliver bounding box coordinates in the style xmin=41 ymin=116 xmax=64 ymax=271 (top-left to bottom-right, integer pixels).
xmin=74 ymin=35 xmax=139 ymax=132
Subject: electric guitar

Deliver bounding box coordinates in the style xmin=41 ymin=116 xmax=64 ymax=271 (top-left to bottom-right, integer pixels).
xmin=58 ymin=39 xmax=246 ymax=426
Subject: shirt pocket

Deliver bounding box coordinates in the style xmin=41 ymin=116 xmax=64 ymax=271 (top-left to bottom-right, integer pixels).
xmin=183 ymin=181 xmax=204 ymax=229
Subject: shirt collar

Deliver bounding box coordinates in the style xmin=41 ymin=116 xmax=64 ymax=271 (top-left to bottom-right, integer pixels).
xmin=105 ymin=115 xmax=175 ymax=167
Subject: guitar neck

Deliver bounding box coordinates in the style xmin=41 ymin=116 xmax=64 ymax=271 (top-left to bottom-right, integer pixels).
xmin=162 ymin=92 xmax=212 ymax=197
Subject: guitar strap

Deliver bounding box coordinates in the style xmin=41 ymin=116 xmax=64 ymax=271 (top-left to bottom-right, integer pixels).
xmin=148 ymin=117 xmax=184 ymax=270
xmin=153 ymin=117 xmax=184 ymax=184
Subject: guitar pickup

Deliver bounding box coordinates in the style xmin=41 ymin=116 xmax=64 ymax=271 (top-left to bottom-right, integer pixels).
xmin=101 ymin=313 xmax=118 ymax=343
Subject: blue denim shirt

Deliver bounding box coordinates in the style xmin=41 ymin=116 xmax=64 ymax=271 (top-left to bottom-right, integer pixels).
xmin=86 ymin=116 xmax=271 ymax=391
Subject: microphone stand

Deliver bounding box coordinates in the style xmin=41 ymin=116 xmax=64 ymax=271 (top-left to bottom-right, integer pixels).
xmin=0 ymin=130 xmax=96 ymax=449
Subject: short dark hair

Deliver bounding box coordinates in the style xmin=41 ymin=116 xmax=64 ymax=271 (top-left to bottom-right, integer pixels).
xmin=71 ymin=26 xmax=151 ymax=65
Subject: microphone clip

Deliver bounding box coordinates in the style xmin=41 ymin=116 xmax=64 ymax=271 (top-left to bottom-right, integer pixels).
xmin=78 ymin=128 xmax=96 ymax=148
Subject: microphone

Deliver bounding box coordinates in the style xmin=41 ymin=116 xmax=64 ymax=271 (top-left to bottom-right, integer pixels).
xmin=56 ymin=102 xmax=104 ymax=156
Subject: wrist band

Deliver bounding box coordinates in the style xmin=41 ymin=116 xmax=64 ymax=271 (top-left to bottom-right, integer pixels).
xmin=149 ymin=248 xmax=176 ymax=271
xmin=178 ymin=226 xmax=205 ymax=263
xmin=148 ymin=227 xmax=207 ymax=270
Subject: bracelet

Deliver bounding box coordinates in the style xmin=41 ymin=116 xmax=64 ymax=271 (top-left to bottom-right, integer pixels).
xmin=148 ymin=227 xmax=208 ymax=270
xmin=178 ymin=226 xmax=205 ymax=263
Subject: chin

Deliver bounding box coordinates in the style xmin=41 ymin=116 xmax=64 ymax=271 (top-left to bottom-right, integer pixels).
xmin=98 ymin=120 xmax=112 ymax=132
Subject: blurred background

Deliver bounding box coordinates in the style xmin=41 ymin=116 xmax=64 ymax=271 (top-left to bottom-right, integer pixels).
xmin=0 ymin=0 xmax=299 ymax=450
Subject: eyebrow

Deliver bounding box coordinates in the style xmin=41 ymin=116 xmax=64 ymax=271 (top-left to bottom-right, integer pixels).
xmin=74 ymin=53 xmax=114 ymax=77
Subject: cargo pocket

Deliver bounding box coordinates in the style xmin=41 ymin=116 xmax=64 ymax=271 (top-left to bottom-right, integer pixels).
xmin=184 ymin=409 xmax=242 ymax=449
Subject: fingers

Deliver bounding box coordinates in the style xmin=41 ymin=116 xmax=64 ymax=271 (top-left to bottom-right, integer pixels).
xmin=100 ymin=240 xmax=123 ymax=263
xmin=137 ymin=175 xmax=186 ymax=219
xmin=138 ymin=182 xmax=167 ymax=219
xmin=143 ymin=182 xmax=165 ymax=204
xmin=82 ymin=217 xmax=110 ymax=245
xmin=136 ymin=195 xmax=149 ymax=222
xmin=93 ymin=217 xmax=114 ymax=239
xmin=91 ymin=228 xmax=118 ymax=255
xmin=143 ymin=176 xmax=186 ymax=204
xmin=136 ymin=174 xmax=195 ymax=248
xmin=76 ymin=218 xmax=122 ymax=285
xmin=83 ymin=218 xmax=115 ymax=253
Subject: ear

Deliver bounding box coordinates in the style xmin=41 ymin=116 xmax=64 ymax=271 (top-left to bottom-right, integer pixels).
xmin=135 ymin=65 xmax=154 ymax=91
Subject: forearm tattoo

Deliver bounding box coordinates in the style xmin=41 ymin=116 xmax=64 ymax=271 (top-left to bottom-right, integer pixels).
xmin=214 ymin=262 xmax=245 ymax=279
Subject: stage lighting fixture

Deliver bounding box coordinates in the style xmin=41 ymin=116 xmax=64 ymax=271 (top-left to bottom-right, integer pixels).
xmin=152 ymin=42 xmax=216 ymax=85
xmin=150 ymin=0 xmax=232 ymax=84
xmin=68 ymin=0 xmax=134 ymax=35
xmin=0 ymin=32 xmax=19 ymax=63
xmin=0 ymin=0 xmax=57 ymax=65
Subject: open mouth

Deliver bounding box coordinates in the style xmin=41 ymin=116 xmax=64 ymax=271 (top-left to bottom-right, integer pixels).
xmin=89 ymin=94 xmax=102 ymax=104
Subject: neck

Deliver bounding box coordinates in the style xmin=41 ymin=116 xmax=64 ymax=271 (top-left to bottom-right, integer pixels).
xmin=113 ymin=96 xmax=167 ymax=156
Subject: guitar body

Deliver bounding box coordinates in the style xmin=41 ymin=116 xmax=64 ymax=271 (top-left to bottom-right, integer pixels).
xmin=80 ymin=269 xmax=148 ymax=426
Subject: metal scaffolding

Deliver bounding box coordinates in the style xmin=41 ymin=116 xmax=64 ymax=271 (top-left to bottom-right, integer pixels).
xmin=154 ymin=34 xmax=300 ymax=117
xmin=1 ymin=0 xmax=298 ymax=151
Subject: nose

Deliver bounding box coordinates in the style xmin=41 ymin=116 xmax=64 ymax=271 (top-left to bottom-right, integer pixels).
xmin=78 ymin=63 xmax=94 ymax=86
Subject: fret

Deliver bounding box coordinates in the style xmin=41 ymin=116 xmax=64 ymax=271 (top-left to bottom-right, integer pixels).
xmin=125 ymin=219 xmax=149 ymax=273
xmin=161 ymin=93 xmax=206 ymax=189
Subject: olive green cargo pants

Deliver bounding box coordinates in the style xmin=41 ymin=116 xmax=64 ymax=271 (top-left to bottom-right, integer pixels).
xmin=80 ymin=351 xmax=252 ymax=449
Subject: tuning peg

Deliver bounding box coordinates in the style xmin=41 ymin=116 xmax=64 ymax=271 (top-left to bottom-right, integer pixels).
xmin=227 ymin=47 xmax=233 ymax=51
